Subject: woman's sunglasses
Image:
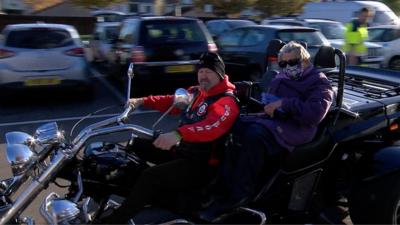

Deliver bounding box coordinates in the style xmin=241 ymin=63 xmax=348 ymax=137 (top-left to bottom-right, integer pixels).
xmin=278 ymin=59 xmax=300 ymax=68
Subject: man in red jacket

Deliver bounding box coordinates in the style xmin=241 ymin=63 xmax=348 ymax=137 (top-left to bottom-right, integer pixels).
xmin=102 ymin=52 xmax=240 ymax=224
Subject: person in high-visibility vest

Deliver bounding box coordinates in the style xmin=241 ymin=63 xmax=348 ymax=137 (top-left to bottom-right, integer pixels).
xmin=343 ymin=7 xmax=371 ymax=65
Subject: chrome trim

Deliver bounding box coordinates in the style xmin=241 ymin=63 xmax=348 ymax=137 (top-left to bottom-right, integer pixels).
xmin=20 ymin=216 xmax=35 ymax=225
xmin=50 ymin=199 xmax=80 ymax=223
xmin=153 ymin=88 xmax=190 ymax=130
xmin=40 ymin=193 xmax=58 ymax=224
xmin=133 ymin=60 xmax=199 ymax=66
xmin=35 ymin=122 xmax=63 ymax=145
xmin=73 ymin=124 xmax=154 ymax=151
xmin=0 ymin=151 xmax=68 ymax=225
xmin=82 ymin=197 xmax=99 ymax=223
xmin=0 ymin=122 xmax=154 ymax=225
xmin=5 ymin=132 xmax=34 ymax=146
xmin=40 ymin=192 xmax=80 ymax=225
xmin=104 ymin=199 xmax=122 ymax=212
xmin=2 ymin=175 xmax=27 ymax=197
xmin=6 ymin=144 xmax=36 ymax=176
xmin=173 ymin=88 xmax=191 ymax=110
xmin=238 ymin=207 xmax=267 ymax=225
xmin=158 ymin=219 xmax=192 ymax=225
xmin=72 ymin=171 xmax=82 ymax=203
xmin=212 ymin=207 xmax=267 ymax=225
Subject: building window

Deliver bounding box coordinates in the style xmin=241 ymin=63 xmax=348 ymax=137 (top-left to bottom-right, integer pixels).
xmin=144 ymin=5 xmax=152 ymax=13
xmin=129 ymin=3 xmax=139 ymax=13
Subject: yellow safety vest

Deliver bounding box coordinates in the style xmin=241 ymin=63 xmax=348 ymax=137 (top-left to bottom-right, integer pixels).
xmin=343 ymin=21 xmax=368 ymax=55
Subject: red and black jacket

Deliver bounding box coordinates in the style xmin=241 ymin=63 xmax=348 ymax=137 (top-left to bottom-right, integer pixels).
xmin=142 ymin=75 xmax=240 ymax=164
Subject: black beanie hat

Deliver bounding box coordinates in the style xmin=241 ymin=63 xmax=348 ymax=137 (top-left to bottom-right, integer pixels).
xmin=198 ymin=52 xmax=225 ymax=79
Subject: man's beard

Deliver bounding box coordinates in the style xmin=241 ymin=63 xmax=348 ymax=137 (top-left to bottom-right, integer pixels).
xmin=199 ymin=79 xmax=211 ymax=90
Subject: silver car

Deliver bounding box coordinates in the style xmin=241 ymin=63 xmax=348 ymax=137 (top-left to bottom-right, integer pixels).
xmin=0 ymin=23 xmax=92 ymax=91
xmin=89 ymin=22 xmax=120 ymax=64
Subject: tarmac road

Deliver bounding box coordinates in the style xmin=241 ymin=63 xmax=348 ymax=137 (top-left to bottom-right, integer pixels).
xmin=0 ymin=65 xmax=179 ymax=224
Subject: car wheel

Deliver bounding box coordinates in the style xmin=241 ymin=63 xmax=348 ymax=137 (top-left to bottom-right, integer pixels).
xmin=389 ymin=57 xmax=400 ymax=71
xmin=349 ymin=171 xmax=400 ymax=224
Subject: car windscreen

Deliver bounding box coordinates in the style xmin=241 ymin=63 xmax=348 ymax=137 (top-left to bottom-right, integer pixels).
xmin=5 ymin=28 xmax=74 ymax=49
xmin=228 ymin=20 xmax=257 ymax=29
xmin=373 ymin=11 xmax=399 ymax=25
xmin=368 ymin=28 xmax=397 ymax=42
xmin=277 ymin=30 xmax=325 ymax=46
xmin=140 ymin=20 xmax=207 ymax=45
xmin=308 ymin=22 xmax=344 ymax=39
xmin=104 ymin=26 xmax=120 ymax=41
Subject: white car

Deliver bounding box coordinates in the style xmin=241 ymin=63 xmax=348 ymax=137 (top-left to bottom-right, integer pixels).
xmin=368 ymin=25 xmax=400 ymax=70
xmin=0 ymin=23 xmax=92 ymax=92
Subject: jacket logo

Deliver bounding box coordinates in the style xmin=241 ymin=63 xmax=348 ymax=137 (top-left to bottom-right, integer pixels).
xmin=197 ymin=103 xmax=208 ymax=116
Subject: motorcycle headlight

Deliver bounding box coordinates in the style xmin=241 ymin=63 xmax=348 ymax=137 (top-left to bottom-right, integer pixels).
xmin=6 ymin=144 xmax=36 ymax=176
xmin=5 ymin=132 xmax=34 ymax=145
xmin=41 ymin=193 xmax=80 ymax=224
xmin=34 ymin=122 xmax=63 ymax=145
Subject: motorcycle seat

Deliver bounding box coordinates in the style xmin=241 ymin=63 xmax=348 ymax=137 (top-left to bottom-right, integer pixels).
xmin=281 ymin=116 xmax=336 ymax=173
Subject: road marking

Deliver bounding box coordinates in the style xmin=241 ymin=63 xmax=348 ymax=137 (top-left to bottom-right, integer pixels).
xmin=0 ymin=110 xmax=158 ymax=127
xmin=89 ymin=67 xmax=126 ymax=104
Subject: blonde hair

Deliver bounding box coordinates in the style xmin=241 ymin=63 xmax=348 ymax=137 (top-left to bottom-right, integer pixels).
xmin=278 ymin=41 xmax=311 ymax=62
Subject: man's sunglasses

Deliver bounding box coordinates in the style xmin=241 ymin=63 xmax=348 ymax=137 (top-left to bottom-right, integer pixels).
xmin=278 ymin=59 xmax=300 ymax=68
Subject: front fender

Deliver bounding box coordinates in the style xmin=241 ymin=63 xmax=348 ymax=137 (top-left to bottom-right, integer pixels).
xmin=361 ymin=146 xmax=400 ymax=181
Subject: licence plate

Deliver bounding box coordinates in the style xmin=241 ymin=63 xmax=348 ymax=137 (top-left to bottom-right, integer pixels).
xmin=24 ymin=78 xmax=61 ymax=86
xmin=165 ymin=65 xmax=195 ymax=73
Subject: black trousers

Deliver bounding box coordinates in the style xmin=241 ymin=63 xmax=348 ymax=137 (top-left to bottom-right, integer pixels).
xmin=219 ymin=120 xmax=287 ymax=203
xmin=102 ymin=139 xmax=217 ymax=224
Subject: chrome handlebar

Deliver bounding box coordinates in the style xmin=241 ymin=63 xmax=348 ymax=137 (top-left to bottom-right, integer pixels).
xmin=0 ymin=106 xmax=151 ymax=225
xmin=72 ymin=105 xmax=134 ymax=145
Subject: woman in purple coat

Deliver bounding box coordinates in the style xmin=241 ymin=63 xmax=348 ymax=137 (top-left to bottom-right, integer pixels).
xmin=201 ymin=41 xmax=334 ymax=219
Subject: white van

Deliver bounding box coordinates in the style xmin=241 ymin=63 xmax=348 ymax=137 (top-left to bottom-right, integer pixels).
xmin=300 ymin=1 xmax=399 ymax=26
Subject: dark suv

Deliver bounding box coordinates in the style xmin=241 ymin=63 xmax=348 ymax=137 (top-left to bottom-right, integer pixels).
xmin=216 ymin=25 xmax=330 ymax=81
xmin=109 ymin=16 xmax=216 ymax=95
xmin=261 ymin=18 xmax=385 ymax=68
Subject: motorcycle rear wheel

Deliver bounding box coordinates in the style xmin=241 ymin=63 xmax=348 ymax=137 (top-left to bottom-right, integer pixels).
xmin=349 ymin=171 xmax=400 ymax=224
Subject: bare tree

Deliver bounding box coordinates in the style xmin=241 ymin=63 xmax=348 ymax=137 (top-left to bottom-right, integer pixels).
xmin=155 ymin=0 xmax=165 ymax=15
xmin=194 ymin=0 xmax=254 ymax=16
xmin=254 ymin=0 xmax=315 ymax=17
xmin=70 ymin=0 xmax=127 ymax=8
xmin=382 ymin=0 xmax=400 ymax=15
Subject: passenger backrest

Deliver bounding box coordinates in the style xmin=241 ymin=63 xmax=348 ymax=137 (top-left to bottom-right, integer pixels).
xmin=314 ymin=45 xmax=337 ymax=73
xmin=261 ymin=39 xmax=286 ymax=91
xmin=265 ymin=39 xmax=286 ymax=72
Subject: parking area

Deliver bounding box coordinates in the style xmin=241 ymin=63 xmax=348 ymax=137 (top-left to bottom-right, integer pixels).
xmin=0 ymin=64 xmax=180 ymax=224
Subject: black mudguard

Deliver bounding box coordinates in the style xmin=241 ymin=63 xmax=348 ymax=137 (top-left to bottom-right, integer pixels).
xmin=361 ymin=146 xmax=400 ymax=181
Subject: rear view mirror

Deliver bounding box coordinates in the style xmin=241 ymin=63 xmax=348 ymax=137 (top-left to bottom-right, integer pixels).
xmin=152 ymin=88 xmax=192 ymax=130
xmin=173 ymin=88 xmax=191 ymax=109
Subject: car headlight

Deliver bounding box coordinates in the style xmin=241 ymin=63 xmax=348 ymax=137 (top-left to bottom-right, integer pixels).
xmin=6 ymin=144 xmax=36 ymax=176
